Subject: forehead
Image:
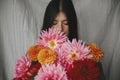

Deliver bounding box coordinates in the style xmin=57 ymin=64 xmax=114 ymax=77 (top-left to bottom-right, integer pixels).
xmin=55 ymin=12 xmax=67 ymax=20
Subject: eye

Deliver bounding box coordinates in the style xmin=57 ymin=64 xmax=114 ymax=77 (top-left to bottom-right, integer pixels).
xmin=52 ymin=20 xmax=57 ymax=25
xmin=63 ymin=21 xmax=68 ymax=25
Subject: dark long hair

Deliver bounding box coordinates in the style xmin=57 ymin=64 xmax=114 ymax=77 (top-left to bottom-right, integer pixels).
xmin=42 ymin=0 xmax=78 ymax=41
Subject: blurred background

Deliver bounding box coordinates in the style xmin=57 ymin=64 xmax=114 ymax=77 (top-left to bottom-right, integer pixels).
xmin=0 ymin=0 xmax=120 ymax=80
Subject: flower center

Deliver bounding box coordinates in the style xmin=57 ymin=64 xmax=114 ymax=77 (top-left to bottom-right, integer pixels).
xmin=69 ymin=51 xmax=79 ymax=60
xmin=80 ymin=66 xmax=89 ymax=76
xmin=48 ymin=40 xmax=56 ymax=49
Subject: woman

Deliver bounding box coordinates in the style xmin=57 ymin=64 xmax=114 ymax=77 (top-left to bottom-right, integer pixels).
xmin=42 ymin=0 xmax=78 ymax=41
xmin=42 ymin=0 xmax=105 ymax=80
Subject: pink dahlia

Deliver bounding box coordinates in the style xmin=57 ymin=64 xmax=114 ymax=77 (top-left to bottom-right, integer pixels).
xmin=14 ymin=55 xmax=31 ymax=78
xmin=37 ymin=28 xmax=68 ymax=51
xmin=35 ymin=64 xmax=68 ymax=80
xmin=59 ymin=39 xmax=91 ymax=65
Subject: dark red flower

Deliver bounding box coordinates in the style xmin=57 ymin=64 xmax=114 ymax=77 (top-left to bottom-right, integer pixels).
xmin=13 ymin=77 xmax=21 ymax=80
xmin=26 ymin=62 xmax=41 ymax=77
xmin=67 ymin=59 xmax=100 ymax=80
xmin=13 ymin=76 xmax=29 ymax=80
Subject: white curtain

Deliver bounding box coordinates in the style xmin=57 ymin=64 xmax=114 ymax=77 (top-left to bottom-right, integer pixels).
xmin=0 ymin=0 xmax=120 ymax=80
xmin=0 ymin=0 xmax=49 ymax=79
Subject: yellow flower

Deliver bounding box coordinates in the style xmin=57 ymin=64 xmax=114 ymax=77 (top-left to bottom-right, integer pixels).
xmin=88 ymin=43 xmax=104 ymax=62
xmin=27 ymin=45 xmax=43 ymax=61
xmin=37 ymin=48 xmax=57 ymax=65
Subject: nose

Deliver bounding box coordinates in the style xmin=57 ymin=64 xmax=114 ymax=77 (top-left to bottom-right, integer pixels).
xmin=57 ymin=22 xmax=63 ymax=31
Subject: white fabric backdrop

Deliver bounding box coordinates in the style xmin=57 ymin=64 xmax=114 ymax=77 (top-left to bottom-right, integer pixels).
xmin=0 ymin=0 xmax=120 ymax=80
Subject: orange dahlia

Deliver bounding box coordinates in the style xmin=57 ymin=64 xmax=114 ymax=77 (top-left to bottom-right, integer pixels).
xmin=37 ymin=48 xmax=57 ymax=65
xmin=27 ymin=45 xmax=44 ymax=61
xmin=88 ymin=43 xmax=104 ymax=62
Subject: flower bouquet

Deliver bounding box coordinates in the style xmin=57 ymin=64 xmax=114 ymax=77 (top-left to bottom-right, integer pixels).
xmin=13 ymin=28 xmax=104 ymax=80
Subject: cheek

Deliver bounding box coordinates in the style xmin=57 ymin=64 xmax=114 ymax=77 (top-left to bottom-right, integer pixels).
xmin=51 ymin=25 xmax=58 ymax=30
xmin=51 ymin=25 xmax=56 ymax=28
xmin=63 ymin=26 xmax=69 ymax=35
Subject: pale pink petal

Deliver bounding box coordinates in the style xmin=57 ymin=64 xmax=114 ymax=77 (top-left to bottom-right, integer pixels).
xmin=59 ymin=39 xmax=91 ymax=70
xmin=35 ymin=64 xmax=68 ymax=80
xmin=14 ymin=55 xmax=31 ymax=77
xmin=36 ymin=28 xmax=68 ymax=52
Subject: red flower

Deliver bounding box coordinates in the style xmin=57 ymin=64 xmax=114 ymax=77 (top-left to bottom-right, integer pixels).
xmin=26 ymin=62 xmax=41 ymax=77
xmin=67 ymin=59 xmax=100 ymax=80
xmin=13 ymin=78 xmax=21 ymax=80
xmin=13 ymin=77 xmax=29 ymax=80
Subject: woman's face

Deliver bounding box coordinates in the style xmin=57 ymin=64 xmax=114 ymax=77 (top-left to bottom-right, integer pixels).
xmin=52 ymin=12 xmax=69 ymax=35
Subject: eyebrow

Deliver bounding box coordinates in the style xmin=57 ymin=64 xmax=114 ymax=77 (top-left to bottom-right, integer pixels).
xmin=53 ymin=20 xmax=68 ymax=22
xmin=63 ymin=20 xmax=68 ymax=21
xmin=62 ymin=20 xmax=68 ymax=23
xmin=53 ymin=19 xmax=67 ymax=21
